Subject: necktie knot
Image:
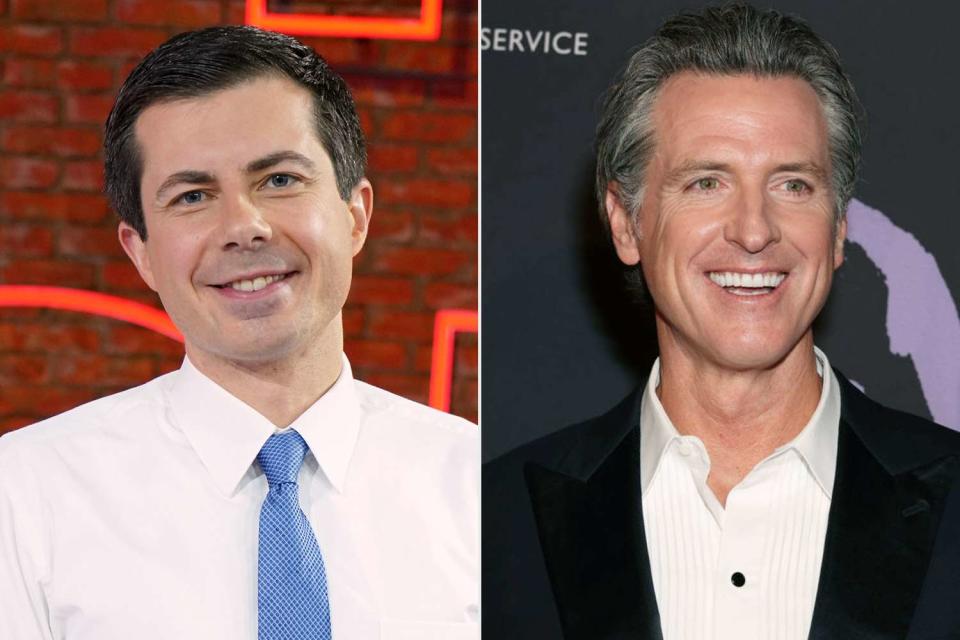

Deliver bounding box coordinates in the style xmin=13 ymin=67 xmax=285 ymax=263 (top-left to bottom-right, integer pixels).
xmin=257 ymin=430 xmax=308 ymax=486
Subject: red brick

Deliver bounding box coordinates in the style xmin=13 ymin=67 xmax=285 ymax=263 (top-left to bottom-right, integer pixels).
xmin=423 ymin=282 xmax=477 ymax=309
xmin=54 ymin=353 xmax=154 ymax=385
xmin=1 ymin=259 xmax=96 ymax=288
xmin=369 ymin=310 xmax=435 ymax=341
xmin=57 ymin=60 xmax=113 ymax=90
xmin=0 ymin=385 xmax=97 ymax=416
xmin=366 ymin=210 xmax=414 ymax=242
xmin=360 ymin=372 xmax=427 ymax=404
xmin=0 ymin=354 xmax=48 ymax=384
xmin=347 ymin=75 xmax=426 ymax=108
xmin=431 ymin=79 xmax=477 ymax=110
xmin=426 ymin=147 xmax=476 ymax=175
xmin=1 ymin=417 xmax=39 ymax=435
xmin=0 ymin=192 xmax=109 ymax=223
xmin=104 ymin=324 xmax=183 ymax=357
xmin=102 ymin=260 xmax=147 ymax=289
xmin=3 ymin=58 xmax=55 ymax=88
xmin=419 ymin=213 xmax=477 ymax=244
xmin=413 ymin=344 xmax=432 ymax=372
xmin=63 ymin=159 xmax=104 ymax=191
xmin=115 ymin=0 xmax=221 ymax=26
xmin=0 ymin=322 xmax=100 ymax=352
xmin=368 ymin=145 xmax=419 ymax=173
xmin=65 ymin=94 xmax=114 ymax=124
xmin=382 ymin=42 xmax=458 ymax=74
xmin=455 ymin=343 xmax=477 ymax=375
xmin=0 ymin=224 xmax=53 ymax=257
xmin=0 ymin=157 xmax=59 ymax=189
xmin=0 ymin=25 xmax=63 ymax=56
xmin=69 ymin=27 xmax=167 ymax=57
xmin=342 ymin=307 xmax=364 ymax=337
xmin=12 ymin=0 xmax=107 ymax=21
xmin=344 ymin=339 xmax=407 ymax=370
xmin=358 ymin=108 xmax=374 ymax=138
xmin=381 ymin=111 xmax=475 ymax=143
xmin=0 ymin=91 xmax=58 ymax=123
xmin=2 ymin=126 xmax=102 ymax=157
xmin=348 ymin=275 xmax=413 ymax=305
xmin=374 ymin=247 xmax=472 ymax=277
xmin=377 ymin=178 xmax=474 ymax=208
xmin=59 ymin=226 xmax=123 ymax=258
xmin=302 ymin=37 xmax=363 ymax=66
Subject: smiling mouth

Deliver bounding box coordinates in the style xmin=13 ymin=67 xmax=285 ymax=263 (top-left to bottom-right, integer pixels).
xmin=708 ymin=271 xmax=787 ymax=296
xmin=215 ymin=272 xmax=295 ymax=293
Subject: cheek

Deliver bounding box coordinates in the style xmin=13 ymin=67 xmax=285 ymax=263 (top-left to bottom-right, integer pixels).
xmin=146 ymin=227 xmax=205 ymax=291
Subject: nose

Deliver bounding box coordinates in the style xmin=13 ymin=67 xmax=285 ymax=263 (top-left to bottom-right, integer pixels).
xmin=220 ymin=195 xmax=272 ymax=250
xmin=723 ymin=189 xmax=780 ymax=253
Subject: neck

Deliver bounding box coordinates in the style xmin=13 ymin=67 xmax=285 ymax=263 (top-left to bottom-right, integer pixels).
xmin=656 ymin=327 xmax=822 ymax=505
xmin=186 ymin=319 xmax=344 ymax=428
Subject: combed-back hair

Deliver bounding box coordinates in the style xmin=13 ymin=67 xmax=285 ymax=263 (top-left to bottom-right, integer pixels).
xmin=596 ymin=3 xmax=863 ymax=234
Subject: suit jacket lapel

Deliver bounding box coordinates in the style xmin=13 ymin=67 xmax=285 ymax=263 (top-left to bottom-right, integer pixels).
xmin=809 ymin=373 xmax=960 ymax=639
xmin=524 ymin=390 xmax=662 ymax=640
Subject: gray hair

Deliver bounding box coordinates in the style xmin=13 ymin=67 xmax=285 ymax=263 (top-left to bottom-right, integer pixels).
xmin=595 ymin=4 xmax=863 ymax=240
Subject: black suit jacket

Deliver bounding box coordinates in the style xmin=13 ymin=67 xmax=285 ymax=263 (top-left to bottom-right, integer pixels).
xmin=483 ymin=371 xmax=960 ymax=639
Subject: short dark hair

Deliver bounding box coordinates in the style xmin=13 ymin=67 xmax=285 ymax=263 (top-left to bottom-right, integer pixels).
xmin=596 ymin=3 xmax=863 ymax=231
xmin=104 ymin=25 xmax=366 ymax=239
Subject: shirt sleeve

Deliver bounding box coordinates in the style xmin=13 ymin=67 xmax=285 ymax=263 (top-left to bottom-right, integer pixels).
xmin=0 ymin=436 xmax=55 ymax=640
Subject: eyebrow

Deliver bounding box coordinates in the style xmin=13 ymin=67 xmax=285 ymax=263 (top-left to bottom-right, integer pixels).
xmin=154 ymin=151 xmax=318 ymax=201
xmin=664 ymin=159 xmax=829 ymax=187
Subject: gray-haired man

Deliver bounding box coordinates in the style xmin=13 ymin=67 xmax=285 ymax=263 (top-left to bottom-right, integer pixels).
xmin=484 ymin=5 xmax=960 ymax=639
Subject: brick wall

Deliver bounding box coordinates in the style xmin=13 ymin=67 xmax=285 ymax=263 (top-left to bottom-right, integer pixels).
xmin=0 ymin=0 xmax=478 ymax=432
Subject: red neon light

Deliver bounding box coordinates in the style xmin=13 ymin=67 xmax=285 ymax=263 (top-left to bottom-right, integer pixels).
xmin=428 ymin=308 xmax=477 ymax=412
xmin=0 ymin=286 xmax=183 ymax=343
xmin=0 ymin=285 xmax=474 ymax=415
xmin=246 ymin=0 xmax=443 ymax=41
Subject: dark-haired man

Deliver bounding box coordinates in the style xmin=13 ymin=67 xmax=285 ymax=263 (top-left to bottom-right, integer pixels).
xmin=0 ymin=27 xmax=478 ymax=639
xmin=484 ymin=5 xmax=960 ymax=639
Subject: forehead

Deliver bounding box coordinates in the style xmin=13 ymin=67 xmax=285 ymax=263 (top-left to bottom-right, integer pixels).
xmin=134 ymin=75 xmax=326 ymax=178
xmin=650 ymin=72 xmax=829 ymax=163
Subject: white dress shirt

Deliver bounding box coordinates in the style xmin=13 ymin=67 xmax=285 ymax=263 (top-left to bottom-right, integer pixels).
xmin=641 ymin=347 xmax=840 ymax=640
xmin=0 ymin=355 xmax=479 ymax=640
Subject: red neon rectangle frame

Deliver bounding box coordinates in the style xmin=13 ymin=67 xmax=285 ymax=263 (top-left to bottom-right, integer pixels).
xmin=246 ymin=0 xmax=444 ymax=41
xmin=428 ymin=309 xmax=478 ymax=413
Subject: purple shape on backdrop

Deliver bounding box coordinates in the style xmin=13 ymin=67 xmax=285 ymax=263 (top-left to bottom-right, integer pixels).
xmin=846 ymin=198 xmax=960 ymax=430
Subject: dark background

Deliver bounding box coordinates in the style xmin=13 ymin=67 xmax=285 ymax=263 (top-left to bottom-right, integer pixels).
xmin=482 ymin=0 xmax=960 ymax=461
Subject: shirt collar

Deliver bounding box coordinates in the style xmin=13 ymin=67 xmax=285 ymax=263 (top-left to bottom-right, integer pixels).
xmin=639 ymin=346 xmax=840 ymax=497
xmin=166 ymin=353 xmax=362 ymax=497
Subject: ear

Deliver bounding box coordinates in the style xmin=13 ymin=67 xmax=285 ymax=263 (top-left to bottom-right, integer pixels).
xmin=347 ymin=178 xmax=373 ymax=257
xmin=605 ymin=183 xmax=641 ymax=266
xmin=833 ymin=216 xmax=847 ymax=270
xmin=118 ymin=222 xmax=157 ymax=291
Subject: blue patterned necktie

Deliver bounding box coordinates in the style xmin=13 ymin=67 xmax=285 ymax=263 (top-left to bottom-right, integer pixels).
xmin=257 ymin=430 xmax=332 ymax=639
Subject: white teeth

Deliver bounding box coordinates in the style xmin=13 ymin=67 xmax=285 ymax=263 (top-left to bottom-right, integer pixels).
xmin=708 ymin=271 xmax=785 ymax=289
xmin=228 ymin=273 xmax=285 ymax=292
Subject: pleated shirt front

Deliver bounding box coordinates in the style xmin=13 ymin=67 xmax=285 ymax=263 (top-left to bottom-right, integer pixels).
xmin=640 ymin=348 xmax=840 ymax=640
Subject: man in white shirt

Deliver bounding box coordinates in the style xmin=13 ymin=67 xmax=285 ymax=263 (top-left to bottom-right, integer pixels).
xmin=0 ymin=26 xmax=478 ymax=639
xmin=484 ymin=5 xmax=960 ymax=639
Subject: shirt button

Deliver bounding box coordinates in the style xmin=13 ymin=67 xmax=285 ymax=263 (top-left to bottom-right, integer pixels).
xmin=677 ymin=440 xmax=693 ymax=456
xmin=731 ymin=572 xmax=746 ymax=587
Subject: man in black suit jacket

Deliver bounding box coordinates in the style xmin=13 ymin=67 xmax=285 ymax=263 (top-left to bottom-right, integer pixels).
xmin=484 ymin=5 xmax=960 ymax=639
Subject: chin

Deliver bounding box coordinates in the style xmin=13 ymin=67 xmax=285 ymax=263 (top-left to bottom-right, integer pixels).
xmin=704 ymin=334 xmax=798 ymax=372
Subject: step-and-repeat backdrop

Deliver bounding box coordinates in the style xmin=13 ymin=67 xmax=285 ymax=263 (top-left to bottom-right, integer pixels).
xmin=482 ymin=0 xmax=960 ymax=460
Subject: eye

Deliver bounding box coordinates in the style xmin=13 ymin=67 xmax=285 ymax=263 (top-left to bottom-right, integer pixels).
xmin=177 ymin=190 xmax=205 ymax=205
xmin=783 ymin=179 xmax=810 ymax=195
xmin=692 ymin=177 xmax=720 ymax=191
xmin=266 ymin=174 xmax=297 ymax=188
